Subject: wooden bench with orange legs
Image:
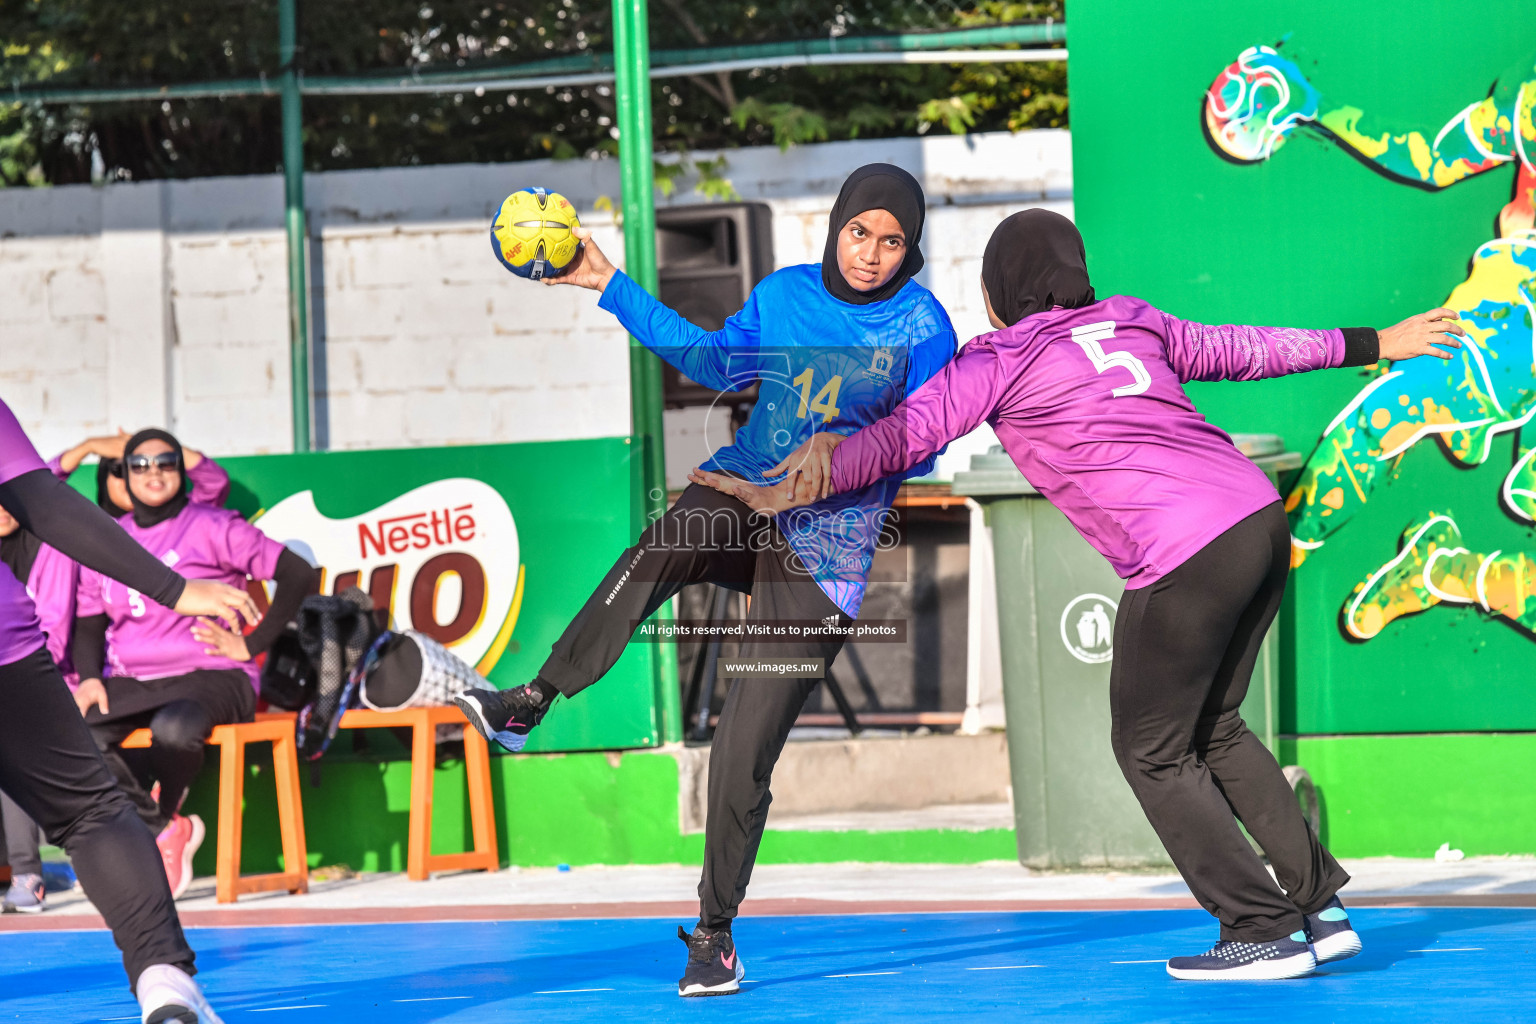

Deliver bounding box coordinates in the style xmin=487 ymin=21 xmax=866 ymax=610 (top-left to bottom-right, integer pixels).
xmin=121 ymin=712 xmax=308 ymax=904
xmin=338 ymin=704 xmax=499 ymax=881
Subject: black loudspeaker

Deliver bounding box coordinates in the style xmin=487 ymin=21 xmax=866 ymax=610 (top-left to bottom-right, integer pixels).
xmin=656 ymin=203 xmax=774 ymax=407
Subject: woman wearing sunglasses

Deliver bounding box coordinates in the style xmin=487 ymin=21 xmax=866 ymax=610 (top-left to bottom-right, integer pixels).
xmin=70 ymin=429 xmax=316 ymax=900
xmin=0 ymin=431 xmax=231 ymax=913
xmin=49 ymin=428 xmax=230 ymax=516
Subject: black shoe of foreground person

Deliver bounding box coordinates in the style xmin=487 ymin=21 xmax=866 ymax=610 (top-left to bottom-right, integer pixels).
xmin=1304 ymin=896 xmax=1363 ymax=964
xmin=454 ymin=684 xmax=550 ymax=753
xmin=677 ymin=925 xmax=745 ymax=997
xmin=1165 ymin=932 xmax=1317 ymax=980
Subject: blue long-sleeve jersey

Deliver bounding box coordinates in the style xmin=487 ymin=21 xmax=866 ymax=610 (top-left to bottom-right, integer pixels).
xmin=599 ymin=264 xmax=957 ymax=616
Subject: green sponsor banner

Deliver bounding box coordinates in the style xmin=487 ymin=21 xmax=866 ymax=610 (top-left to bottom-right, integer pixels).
xmin=1071 ymin=0 xmax=1536 ymax=735
xmin=77 ymin=437 xmax=658 ymax=753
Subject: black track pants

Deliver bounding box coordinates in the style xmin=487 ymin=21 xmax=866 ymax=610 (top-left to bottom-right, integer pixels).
xmin=1109 ymin=502 xmax=1349 ymax=943
xmin=0 ymin=647 xmax=195 ymax=987
xmin=1 ymin=786 xmax=42 ymax=875
xmin=539 ymin=484 xmax=847 ymax=931
xmin=87 ymin=669 xmax=255 ymax=834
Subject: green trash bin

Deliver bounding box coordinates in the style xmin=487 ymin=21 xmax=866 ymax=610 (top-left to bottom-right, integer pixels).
xmin=953 ymin=435 xmax=1301 ymax=869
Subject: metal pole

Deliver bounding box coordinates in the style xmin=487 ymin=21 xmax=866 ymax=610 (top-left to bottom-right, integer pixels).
xmin=613 ymin=0 xmax=681 ymax=744
xmin=280 ymin=0 xmax=311 ymax=453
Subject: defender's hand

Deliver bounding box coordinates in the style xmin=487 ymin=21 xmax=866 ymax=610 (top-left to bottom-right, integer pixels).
xmin=174 ymin=579 xmax=262 ymax=631
xmin=767 ymin=432 xmax=848 ymax=502
xmin=688 ymin=469 xmax=809 ymax=515
xmin=544 ymin=227 xmax=617 ymax=292
xmin=1378 ymin=308 xmax=1466 ymax=362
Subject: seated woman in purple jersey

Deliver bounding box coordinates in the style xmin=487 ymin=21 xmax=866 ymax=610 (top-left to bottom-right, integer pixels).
xmin=692 ymin=209 xmax=1464 ymax=982
xmin=71 ymin=428 xmax=316 ymax=900
xmin=0 ymin=398 xmax=260 ymax=1022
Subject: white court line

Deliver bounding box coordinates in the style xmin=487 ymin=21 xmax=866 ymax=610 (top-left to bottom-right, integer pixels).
xmin=965 ymin=965 xmax=1043 ymax=971
xmin=826 ymin=971 xmax=901 ymax=978
xmin=250 ymin=1007 xmax=328 ymax=1013
xmin=395 ymin=996 xmax=473 ymax=1002
xmin=533 ymin=988 xmax=615 ymax=994
xmin=1408 ymin=948 xmax=1484 ymax=952
xmin=1113 ymin=959 xmax=1168 ymax=964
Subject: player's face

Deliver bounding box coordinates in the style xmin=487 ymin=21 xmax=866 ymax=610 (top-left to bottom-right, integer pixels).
xmin=126 ymin=438 xmax=184 ymax=508
xmin=0 ymin=503 xmax=17 ymax=537
xmin=836 ymin=208 xmax=907 ymax=292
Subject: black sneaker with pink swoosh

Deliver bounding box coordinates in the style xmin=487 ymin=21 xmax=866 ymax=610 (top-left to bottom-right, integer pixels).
xmin=677 ymin=925 xmax=745 ymax=996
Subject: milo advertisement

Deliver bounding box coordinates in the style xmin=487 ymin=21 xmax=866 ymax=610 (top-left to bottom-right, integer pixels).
xmin=201 ymin=438 xmax=654 ymax=753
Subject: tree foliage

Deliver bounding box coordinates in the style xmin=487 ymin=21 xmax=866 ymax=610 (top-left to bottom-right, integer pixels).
xmin=0 ymin=0 xmax=1065 ymax=187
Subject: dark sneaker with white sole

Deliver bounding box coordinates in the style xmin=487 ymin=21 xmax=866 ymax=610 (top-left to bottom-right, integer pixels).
xmin=677 ymin=926 xmax=745 ymax=997
xmin=1166 ymin=931 xmax=1317 ymax=980
xmin=1304 ymin=896 xmax=1363 ymax=964
xmin=454 ymin=684 xmax=550 ymax=753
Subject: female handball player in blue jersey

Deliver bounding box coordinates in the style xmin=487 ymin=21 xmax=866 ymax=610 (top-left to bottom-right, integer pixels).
xmin=457 ymin=164 xmax=957 ymax=997
xmin=0 ymin=398 xmax=260 ymax=1022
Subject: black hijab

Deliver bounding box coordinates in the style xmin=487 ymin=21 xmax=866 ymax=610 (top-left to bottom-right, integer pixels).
xmin=981 ymin=209 xmax=1096 ymax=326
xmin=124 ymin=428 xmax=190 ymax=529
xmin=821 ymin=163 xmax=927 ymax=306
xmin=95 ymin=457 xmax=128 ymax=517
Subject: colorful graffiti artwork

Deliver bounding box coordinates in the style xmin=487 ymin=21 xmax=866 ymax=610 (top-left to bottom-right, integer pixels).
xmin=1204 ymin=45 xmax=1536 ymax=640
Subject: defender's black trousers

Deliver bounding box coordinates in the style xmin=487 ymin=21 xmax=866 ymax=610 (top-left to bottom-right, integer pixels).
xmin=1110 ymin=502 xmax=1349 ymax=942
xmin=540 ymin=484 xmax=847 ymax=932
xmin=0 ymin=647 xmax=195 ymax=987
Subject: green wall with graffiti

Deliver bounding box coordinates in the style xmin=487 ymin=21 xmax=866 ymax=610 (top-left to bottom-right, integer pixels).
xmin=1071 ymin=1 xmax=1536 ymax=739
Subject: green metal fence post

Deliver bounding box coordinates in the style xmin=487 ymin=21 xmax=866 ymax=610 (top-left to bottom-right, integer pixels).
xmin=613 ymin=0 xmax=681 ymax=744
xmin=280 ymin=0 xmax=311 ymax=453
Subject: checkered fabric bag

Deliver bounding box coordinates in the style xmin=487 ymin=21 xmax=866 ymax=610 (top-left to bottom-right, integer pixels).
xmin=358 ymin=630 xmax=486 ymax=712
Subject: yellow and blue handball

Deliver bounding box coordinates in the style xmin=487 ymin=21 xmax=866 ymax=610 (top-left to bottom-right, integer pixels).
xmin=490 ymin=187 xmax=582 ymax=280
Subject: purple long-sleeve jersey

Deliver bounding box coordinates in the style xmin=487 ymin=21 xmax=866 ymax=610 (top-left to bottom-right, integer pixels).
xmin=0 ymin=404 xmax=48 ymax=666
xmin=78 ymin=504 xmax=285 ymax=689
xmin=830 ymin=295 xmax=1350 ymax=588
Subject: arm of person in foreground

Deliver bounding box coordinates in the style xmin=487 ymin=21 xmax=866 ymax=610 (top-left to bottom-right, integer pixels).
xmin=0 ymin=471 xmax=261 ymax=627
xmin=547 ymin=227 xmax=762 ymax=392
xmin=191 ymin=548 xmax=316 ymax=662
xmin=691 ymin=339 xmax=1009 ymax=512
xmin=1162 ymin=306 xmax=1465 ymax=383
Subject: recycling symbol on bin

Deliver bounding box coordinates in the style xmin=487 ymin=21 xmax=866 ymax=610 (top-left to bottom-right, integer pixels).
xmin=1060 ymin=593 xmax=1117 ymax=665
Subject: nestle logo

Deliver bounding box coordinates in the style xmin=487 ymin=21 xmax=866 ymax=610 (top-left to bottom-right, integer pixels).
xmin=358 ymin=504 xmax=477 ymax=558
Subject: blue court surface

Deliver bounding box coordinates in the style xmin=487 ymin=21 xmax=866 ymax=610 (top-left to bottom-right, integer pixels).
xmin=4 ymin=907 xmax=1532 ymax=1023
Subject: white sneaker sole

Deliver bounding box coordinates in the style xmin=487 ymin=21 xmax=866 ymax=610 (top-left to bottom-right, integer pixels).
xmin=1166 ymin=950 xmax=1317 ymax=980
xmin=1311 ymin=929 xmax=1363 ymax=964
xmin=678 ymin=958 xmax=746 ymax=997
xmin=172 ymin=815 xmax=206 ymax=901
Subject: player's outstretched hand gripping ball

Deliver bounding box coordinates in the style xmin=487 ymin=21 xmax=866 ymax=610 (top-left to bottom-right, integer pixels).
xmin=490 ymin=187 xmax=583 ymax=281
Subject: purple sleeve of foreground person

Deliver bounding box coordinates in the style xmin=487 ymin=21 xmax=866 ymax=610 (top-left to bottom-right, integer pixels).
xmin=188 ymin=455 xmax=231 ymax=507
xmin=0 ymin=401 xmax=49 ymax=665
xmin=1158 ymin=312 xmax=1345 ymax=383
xmin=830 ymin=338 xmax=1010 ymax=494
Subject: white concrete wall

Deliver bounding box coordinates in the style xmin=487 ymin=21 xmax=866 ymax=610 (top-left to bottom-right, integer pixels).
xmin=0 ymin=130 xmax=1071 ymax=464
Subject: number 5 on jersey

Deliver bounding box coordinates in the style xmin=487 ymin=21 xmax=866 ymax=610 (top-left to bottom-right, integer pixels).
xmin=1070 ymin=321 xmax=1150 ymax=397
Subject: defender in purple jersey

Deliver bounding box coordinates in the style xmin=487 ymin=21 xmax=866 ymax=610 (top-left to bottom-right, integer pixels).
xmin=694 ymin=210 xmax=1463 ymax=981
xmin=0 ymin=398 xmax=261 ymax=1022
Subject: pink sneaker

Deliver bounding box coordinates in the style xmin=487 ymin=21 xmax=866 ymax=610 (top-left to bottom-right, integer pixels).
xmin=156 ymin=813 xmax=206 ymax=900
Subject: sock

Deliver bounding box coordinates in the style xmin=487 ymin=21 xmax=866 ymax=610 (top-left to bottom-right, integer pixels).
xmin=528 ymin=678 xmax=557 ymax=705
